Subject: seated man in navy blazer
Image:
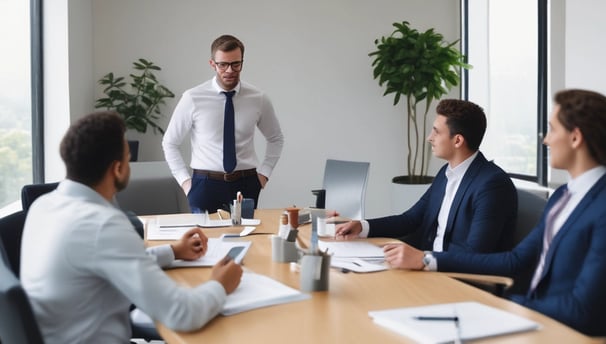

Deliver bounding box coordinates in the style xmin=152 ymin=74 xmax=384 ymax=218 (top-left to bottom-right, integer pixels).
xmin=336 ymin=99 xmax=517 ymax=255
xmin=386 ymin=89 xmax=606 ymax=336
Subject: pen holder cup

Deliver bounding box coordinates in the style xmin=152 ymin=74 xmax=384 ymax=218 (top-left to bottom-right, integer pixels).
xmin=300 ymin=254 xmax=331 ymax=292
xmin=271 ymin=235 xmax=299 ymax=263
xmin=230 ymin=198 xmax=255 ymax=223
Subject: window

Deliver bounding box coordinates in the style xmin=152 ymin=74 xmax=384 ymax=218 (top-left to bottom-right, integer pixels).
xmin=0 ymin=0 xmax=33 ymax=213
xmin=462 ymin=0 xmax=548 ymax=184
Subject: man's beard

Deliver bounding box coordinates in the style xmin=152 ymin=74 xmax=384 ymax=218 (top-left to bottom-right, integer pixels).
xmin=114 ymin=175 xmax=128 ymax=192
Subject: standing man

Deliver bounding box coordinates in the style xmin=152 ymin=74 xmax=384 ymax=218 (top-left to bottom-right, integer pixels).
xmin=386 ymin=89 xmax=606 ymax=336
xmin=21 ymin=111 xmax=242 ymax=343
xmin=336 ymin=99 xmax=517 ymax=257
xmin=163 ymin=34 xmax=284 ymax=213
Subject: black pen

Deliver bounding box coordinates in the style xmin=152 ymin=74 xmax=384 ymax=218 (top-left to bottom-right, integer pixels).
xmin=414 ymin=316 xmax=459 ymax=321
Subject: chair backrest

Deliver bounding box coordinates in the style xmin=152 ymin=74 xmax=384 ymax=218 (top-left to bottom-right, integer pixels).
xmin=115 ymin=162 xmax=190 ymax=215
xmin=0 ymin=211 xmax=27 ymax=277
xmin=0 ymin=244 xmax=45 ymax=344
xmin=322 ymin=159 xmax=370 ymax=220
xmin=514 ymin=188 xmax=548 ymax=246
xmin=21 ymin=182 xmax=59 ymax=212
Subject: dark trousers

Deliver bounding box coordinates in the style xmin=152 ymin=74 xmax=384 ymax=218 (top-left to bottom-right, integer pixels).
xmin=188 ymin=173 xmax=261 ymax=213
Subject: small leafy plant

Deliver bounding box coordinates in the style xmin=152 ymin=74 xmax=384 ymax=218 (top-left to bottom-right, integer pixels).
xmin=95 ymin=58 xmax=174 ymax=134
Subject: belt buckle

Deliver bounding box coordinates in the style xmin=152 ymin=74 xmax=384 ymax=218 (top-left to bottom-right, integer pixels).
xmin=224 ymin=171 xmax=238 ymax=182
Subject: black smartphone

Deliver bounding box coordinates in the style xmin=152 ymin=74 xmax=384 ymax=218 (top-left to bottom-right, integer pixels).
xmin=225 ymin=246 xmax=245 ymax=261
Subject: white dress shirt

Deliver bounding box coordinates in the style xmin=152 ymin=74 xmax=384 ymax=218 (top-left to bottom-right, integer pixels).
xmin=433 ymin=152 xmax=477 ymax=251
xmin=359 ymin=152 xmax=478 ymax=246
xmin=20 ymin=180 xmax=226 ymax=344
xmin=530 ymin=165 xmax=606 ymax=289
xmin=162 ymin=77 xmax=284 ymax=186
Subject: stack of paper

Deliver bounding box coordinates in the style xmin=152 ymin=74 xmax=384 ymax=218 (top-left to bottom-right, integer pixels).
xmin=368 ymin=301 xmax=539 ymax=343
xmin=221 ymin=272 xmax=310 ymax=316
xmin=318 ymin=240 xmax=386 ymax=273
xmin=146 ymin=214 xmax=261 ymax=240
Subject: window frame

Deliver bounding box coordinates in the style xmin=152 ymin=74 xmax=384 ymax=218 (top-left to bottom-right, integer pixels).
xmin=461 ymin=0 xmax=548 ymax=186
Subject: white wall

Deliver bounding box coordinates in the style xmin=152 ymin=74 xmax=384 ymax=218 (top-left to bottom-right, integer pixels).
xmin=47 ymin=0 xmax=605 ymax=217
xmin=48 ymin=0 xmax=461 ymax=218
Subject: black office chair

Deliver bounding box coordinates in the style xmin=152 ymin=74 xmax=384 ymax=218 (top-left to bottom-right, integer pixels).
xmin=21 ymin=182 xmax=59 ymax=212
xmin=0 ymin=242 xmax=45 ymax=344
xmin=0 ymin=211 xmax=27 ymax=277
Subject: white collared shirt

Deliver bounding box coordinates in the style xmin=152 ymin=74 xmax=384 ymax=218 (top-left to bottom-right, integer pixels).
xmin=21 ymin=180 xmax=226 ymax=343
xmin=162 ymin=77 xmax=284 ymax=186
xmin=359 ymin=152 xmax=479 ymax=241
xmin=433 ymin=152 xmax=479 ymax=251
xmin=549 ymin=165 xmax=606 ymax=239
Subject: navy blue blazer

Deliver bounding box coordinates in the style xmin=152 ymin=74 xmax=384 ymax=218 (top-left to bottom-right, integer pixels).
xmin=368 ymin=152 xmax=517 ymax=253
xmin=436 ymin=175 xmax=606 ymax=336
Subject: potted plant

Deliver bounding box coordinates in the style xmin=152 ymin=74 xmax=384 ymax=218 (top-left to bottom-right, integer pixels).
xmin=95 ymin=58 xmax=175 ymax=161
xmin=369 ymin=21 xmax=470 ymax=185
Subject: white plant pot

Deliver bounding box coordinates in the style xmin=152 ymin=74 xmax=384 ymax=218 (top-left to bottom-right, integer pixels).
xmin=390 ymin=182 xmax=431 ymax=214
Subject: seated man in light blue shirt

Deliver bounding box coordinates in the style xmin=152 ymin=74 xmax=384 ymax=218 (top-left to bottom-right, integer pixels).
xmin=21 ymin=111 xmax=243 ymax=343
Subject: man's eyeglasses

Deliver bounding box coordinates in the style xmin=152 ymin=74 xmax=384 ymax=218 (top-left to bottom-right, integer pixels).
xmin=214 ymin=60 xmax=243 ymax=71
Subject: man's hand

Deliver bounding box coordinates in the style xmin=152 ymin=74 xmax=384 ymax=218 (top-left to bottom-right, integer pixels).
xmin=171 ymin=227 xmax=208 ymax=261
xmin=334 ymin=221 xmax=362 ymax=240
xmin=257 ymin=174 xmax=268 ymax=189
xmin=211 ymin=257 xmax=243 ymax=294
xmin=181 ymin=178 xmax=192 ymax=195
xmin=383 ymin=243 xmax=425 ymax=270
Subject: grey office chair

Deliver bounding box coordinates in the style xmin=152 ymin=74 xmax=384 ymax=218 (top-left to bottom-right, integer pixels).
xmin=0 ymin=242 xmax=45 ymax=344
xmin=312 ymin=159 xmax=370 ymax=220
xmin=447 ymin=187 xmax=548 ymax=296
xmin=116 ymin=161 xmax=190 ymax=215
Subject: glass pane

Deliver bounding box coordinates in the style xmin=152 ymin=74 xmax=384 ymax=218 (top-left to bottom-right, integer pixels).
xmin=467 ymin=0 xmax=538 ymax=176
xmin=0 ymin=0 xmax=32 ymax=211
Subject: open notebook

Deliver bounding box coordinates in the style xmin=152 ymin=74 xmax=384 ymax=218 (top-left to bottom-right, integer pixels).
xmin=222 ymin=271 xmax=310 ymax=316
xmin=368 ymin=301 xmax=539 ymax=343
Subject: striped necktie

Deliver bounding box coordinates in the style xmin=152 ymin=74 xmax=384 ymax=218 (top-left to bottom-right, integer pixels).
xmin=529 ymin=187 xmax=571 ymax=292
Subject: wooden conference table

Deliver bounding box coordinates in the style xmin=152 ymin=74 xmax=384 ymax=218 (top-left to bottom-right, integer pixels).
xmin=146 ymin=209 xmax=599 ymax=344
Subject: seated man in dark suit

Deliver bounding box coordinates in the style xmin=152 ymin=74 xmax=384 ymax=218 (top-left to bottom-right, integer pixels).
xmin=385 ymin=89 xmax=606 ymax=336
xmin=336 ymin=99 xmax=517 ymax=258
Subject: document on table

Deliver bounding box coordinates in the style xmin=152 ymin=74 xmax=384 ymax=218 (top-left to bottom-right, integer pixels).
xmin=368 ymin=301 xmax=540 ymax=343
xmin=318 ymin=240 xmax=386 ymax=273
xmin=221 ymin=271 xmax=310 ymax=316
xmin=169 ymin=239 xmax=251 ymax=267
xmin=146 ymin=214 xmax=261 ymax=240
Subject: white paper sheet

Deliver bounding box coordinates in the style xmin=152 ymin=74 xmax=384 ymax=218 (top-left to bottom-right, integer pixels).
xmin=369 ymin=301 xmax=540 ymax=343
xmin=318 ymin=240 xmax=384 ymax=258
xmin=169 ymin=239 xmax=251 ymax=267
xmin=221 ymin=271 xmax=310 ymax=316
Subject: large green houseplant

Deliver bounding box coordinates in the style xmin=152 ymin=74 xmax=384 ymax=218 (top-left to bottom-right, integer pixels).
xmin=95 ymin=58 xmax=174 ymax=160
xmin=369 ymin=21 xmax=470 ymax=184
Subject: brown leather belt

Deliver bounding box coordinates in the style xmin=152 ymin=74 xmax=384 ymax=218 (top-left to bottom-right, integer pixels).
xmin=193 ymin=168 xmax=257 ymax=182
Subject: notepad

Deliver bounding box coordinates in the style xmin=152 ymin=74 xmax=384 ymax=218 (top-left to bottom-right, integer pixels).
xmin=368 ymin=301 xmax=540 ymax=343
xmin=221 ymin=271 xmax=310 ymax=316
xmin=169 ymin=239 xmax=251 ymax=267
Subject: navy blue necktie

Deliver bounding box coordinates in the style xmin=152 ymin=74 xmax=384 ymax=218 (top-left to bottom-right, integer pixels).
xmin=222 ymin=91 xmax=236 ymax=173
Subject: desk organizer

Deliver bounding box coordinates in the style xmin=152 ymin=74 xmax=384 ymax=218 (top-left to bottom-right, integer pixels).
xmin=271 ymin=235 xmax=299 ymax=263
xmin=300 ymin=253 xmax=331 ymax=292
